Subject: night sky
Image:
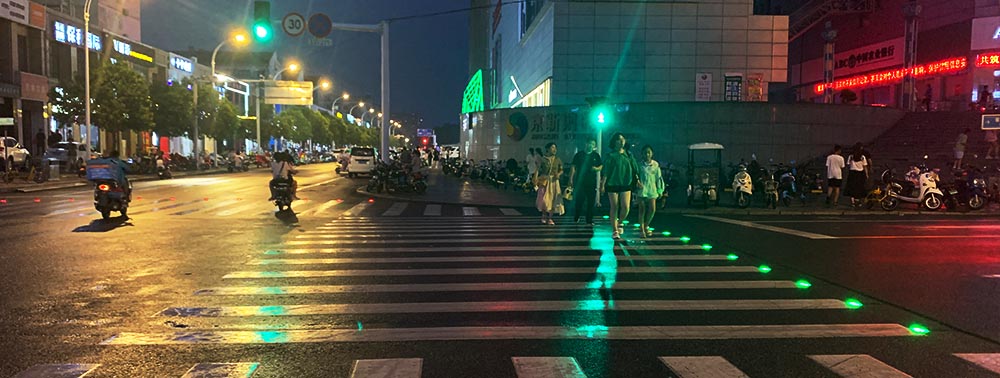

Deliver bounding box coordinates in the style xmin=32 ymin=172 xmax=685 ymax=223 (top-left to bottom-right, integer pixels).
xmin=140 ymin=0 xmax=471 ymax=128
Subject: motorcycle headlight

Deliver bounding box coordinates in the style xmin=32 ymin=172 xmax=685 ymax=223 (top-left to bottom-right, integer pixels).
xmin=974 ymin=178 xmax=986 ymax=186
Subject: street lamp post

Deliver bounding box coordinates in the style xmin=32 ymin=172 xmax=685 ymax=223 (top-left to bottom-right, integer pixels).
xmin=348 ymin=102 xmax=365 ymax=120
xmin=330 ymin=93 xmax=349 ymax=114
xmin=272 ymin=62 xmax=299 ymax=80
xmin=83 ymin=0 xmax=94 ymax=160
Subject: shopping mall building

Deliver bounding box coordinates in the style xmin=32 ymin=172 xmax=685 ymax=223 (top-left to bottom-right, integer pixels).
xmin=463 ymin=0 xmax=800 ymax=162
xmin=788 ymin=0 xmax=1000 ymax=109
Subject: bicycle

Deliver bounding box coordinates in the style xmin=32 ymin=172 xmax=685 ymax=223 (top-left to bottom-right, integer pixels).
xmin=2 ymin=163 xmax=48 ymax=184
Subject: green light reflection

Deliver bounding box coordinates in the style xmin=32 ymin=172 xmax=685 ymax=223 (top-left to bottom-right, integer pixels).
xmin=257 ymin=306 xmax=287 ymax=316
xmin=254 ymin=331 xmax=290 ymax=343
xmin=575 ymin=325 xmax=610 ymax=338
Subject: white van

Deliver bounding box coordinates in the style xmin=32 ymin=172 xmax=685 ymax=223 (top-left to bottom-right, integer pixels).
xmin=347 ymin=147 xmax=376 ymax=178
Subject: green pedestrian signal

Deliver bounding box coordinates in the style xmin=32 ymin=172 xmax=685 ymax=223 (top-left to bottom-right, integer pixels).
xmin=592 ymin=105 xmax=612 ymax=127
xmin=597 ymin=111 xmax=606 ymax=124
xmin=253 ymin=1 xmax=272 ymax=42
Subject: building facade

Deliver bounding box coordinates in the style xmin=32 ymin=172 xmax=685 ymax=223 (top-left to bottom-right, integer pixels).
xmin=467 ymin=0 xmax=790 ymax=111
xmin=787 ymin=0 xmax=1000 ymax=110
xmin=1 ymin=0 xmax=48 ymax=150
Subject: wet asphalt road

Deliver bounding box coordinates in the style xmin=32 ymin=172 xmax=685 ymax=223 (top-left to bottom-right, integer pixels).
xmin=3 ymin=163 xmax=1000 ymax=377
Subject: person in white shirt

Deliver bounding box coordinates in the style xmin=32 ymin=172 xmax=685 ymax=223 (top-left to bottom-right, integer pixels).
xmin=825 ymin=144 xmax=846 ymax=207
xmin=270 ymin=152 xmax=300 ymax=200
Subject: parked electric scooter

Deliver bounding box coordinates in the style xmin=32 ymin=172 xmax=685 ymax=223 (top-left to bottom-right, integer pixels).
xmin=732 ymin=164 xmax=753 ymax=208
xmin=880 ymin=166 xmax=944 ymax=211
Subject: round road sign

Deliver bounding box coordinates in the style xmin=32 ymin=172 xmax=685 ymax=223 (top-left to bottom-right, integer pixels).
xmin=282 ymin=13 xmax=306 ymax=37
xmin=308 ymin=13 xmax=332 ymax=39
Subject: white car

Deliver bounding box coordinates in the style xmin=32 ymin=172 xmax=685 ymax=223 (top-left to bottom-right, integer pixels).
xmin=347 ymin=147 xmax=376 ymax=178
xmin=1 ymin=137 xmax=30 ymax=169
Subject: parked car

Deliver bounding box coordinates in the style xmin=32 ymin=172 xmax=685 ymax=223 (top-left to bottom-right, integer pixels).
xmin=1 ymin=136 xmax=30 ymax=169
xmin=42 ymin=142 xmax=100 ymax=170
xmin=347 ymin=147 xmax=376 ymax=178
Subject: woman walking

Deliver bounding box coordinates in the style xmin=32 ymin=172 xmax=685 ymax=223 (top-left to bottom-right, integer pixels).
xmin=534 ymin=142 xmax=565 ymax=225
xmin=636 ymin=145 xmax=665 ymax=237
xmin=846 ymin=143 xmax=869 ymax=207
xmin=601 ymin=133 xmax=639 ymax=239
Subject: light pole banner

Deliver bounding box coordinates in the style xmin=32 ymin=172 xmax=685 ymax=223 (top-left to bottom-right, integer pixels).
xmin=264 ymin=81 xmax=314 ymax=105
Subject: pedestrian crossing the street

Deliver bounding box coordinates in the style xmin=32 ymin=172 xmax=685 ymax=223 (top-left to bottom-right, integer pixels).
xmin=78 ymin=212 xmax=1000 ymax=376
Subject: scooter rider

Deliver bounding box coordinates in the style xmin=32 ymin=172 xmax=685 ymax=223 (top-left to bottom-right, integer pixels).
xmin=104 ymin=150 xmax=132 ymax=198
xmin=270 ymin=152 xmax=300 ymax=200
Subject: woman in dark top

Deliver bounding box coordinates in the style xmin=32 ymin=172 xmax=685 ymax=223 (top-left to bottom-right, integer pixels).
xmin=601 ymin=133 xmax=640 ymax=239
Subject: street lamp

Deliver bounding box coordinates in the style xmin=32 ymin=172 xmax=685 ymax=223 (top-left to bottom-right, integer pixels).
xmin=349 ymin=102 xmax=366 ymax=118
xmin=211 ymin=30 xmax=249 ymax=78
xmin=272 ymin=62 xmax=300 ymax=80
xmin=330 ymin=93 xmax=350 ymax=114
xmin=314 ymin=79 xmax=331 ymax=92
xmin=361 ymin=108 xmax=377 ymax=127
xmin=83 ymin=0 xmax=94 ymax=159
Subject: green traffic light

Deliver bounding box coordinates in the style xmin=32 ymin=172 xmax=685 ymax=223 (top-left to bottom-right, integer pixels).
xmin=597 ymin=112 xmax=606 ymax=124
xmin=254 ymin=23 xmax=271 ymax=40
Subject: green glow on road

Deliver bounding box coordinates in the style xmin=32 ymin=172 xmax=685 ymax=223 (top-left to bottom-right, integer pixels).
xmin=679 ymin=236 xmax=691 ymax=243
xmin=254 ymin=331 xmax=289 ymax=343
xmin=257 ymin=306 xmax=286 ymax=316
xmin=726 ymin=254 xmax=739 ymax=261
xmin=261 ymin=287 xmax=285 ymax=295
xmin=758 ymin=265 xmax=772 ymax=273
xmin=908 ymin=324 xmax=930 ymax=335
xmin=623 ymin=220 xmax=630 ymax=225
xmin=701 ymin=244 xmax=713 ymax=251
xmin=263 ymin=250 xmax=281 ymax=255
xmin=661 ymin=231 xmax=671 ymax=236
xmin=647 ymin=227 xmax=654 ymax=231
xmin=587 ymin=228 xmax=618 ymax=290
xmin=603 ymin=215 xmax=610 ymax=219
xmin=357 ymin=321 xmax=364 ymax=331
xmin=845 ymin=298 xmax=864 ymax=309
xmin=633 ymin=223 xmax=641 ymax=228
xmin=576 ymin=325 xmax=610 ymax=338
xmin=795 ymin=280 xmax=812 ymax=289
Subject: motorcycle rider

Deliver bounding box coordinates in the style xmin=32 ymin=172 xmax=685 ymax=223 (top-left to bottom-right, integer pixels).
xmin=104 ymin=150 xmax=132 ymax=198
xmin=270 ymin=152 xmax=299 ymax=200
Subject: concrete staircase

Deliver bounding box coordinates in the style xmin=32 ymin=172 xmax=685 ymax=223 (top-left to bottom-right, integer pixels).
xmin=868 ymin=112 xmax=984 ymax=169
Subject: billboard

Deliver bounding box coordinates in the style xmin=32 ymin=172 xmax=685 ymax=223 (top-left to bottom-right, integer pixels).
xmin=264 ymin=81 xmax=314 ymax=105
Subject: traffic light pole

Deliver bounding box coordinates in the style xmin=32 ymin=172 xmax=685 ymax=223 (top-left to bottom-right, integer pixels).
xmin=324 ymin=21 xmax=391 ymax=163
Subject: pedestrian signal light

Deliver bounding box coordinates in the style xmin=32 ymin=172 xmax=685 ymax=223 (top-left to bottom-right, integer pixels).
xmin=421 ymin=137 xmax=429 ymax=145
xmin=252 ymin=1 xmax=272 ymax=42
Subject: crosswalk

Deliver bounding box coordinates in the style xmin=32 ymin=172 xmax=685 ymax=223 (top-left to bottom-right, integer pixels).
xmin=16 ymin=215 xmax=1000 ymax=376
xmin=0 ymin=195 xmax=533 ymax=220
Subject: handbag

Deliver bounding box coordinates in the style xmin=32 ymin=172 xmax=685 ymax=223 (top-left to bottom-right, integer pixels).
xmin=563 ymin=186 xmax=574 ymax=201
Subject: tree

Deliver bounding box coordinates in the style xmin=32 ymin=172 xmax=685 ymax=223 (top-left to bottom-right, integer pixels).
xmin=149 ymin=79 xmax=193 ymax=137
xmin=212 ymin=99 xmax=241 ymax=141
xmin=303 ymin=108 xmax=332 ymax=146
xmin=194 ymin=81 xmax=219 ymax=139
xmin=272 ymin=107 xmax=310 ymax=142
xmin=91 ymin=62 xmax=154 ymax=142
xmin=49 ymin=81 xmax=85 ymax=127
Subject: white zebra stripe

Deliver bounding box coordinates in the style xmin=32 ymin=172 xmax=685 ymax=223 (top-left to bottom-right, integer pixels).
xmin=659 ymin=356 xmax=749 ymax=378
xmin=808 ymin=355 xmax=912 ymax=378
xmin=222 ymin=266 xmax=760 ymax=279
xmin=349 ymin=358 xmax=421 ymax=378
xmin=512 ymin=357 xmax=587 ymax=378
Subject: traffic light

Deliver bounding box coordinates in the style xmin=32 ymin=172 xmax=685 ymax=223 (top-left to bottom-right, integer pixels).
xmin=586 ymin=96 xmax=612 ymax=127
xmin=253 ymin=1 xmax=272 ymax=42
xmin=421 ymin=137 xmax=429 ymax=145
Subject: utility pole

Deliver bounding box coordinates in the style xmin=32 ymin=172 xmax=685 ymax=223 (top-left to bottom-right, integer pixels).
xmin=821 ymin=21 xmax=837 ymax=104
xmin=901 ymin=0 xmax=922 ymax=111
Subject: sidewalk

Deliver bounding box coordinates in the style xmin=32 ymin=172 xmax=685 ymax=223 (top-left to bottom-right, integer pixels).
xmin=0 ymin=167 xmax=232 ymax=193
xmin=360 ymin=169 xmax=996 ymax=216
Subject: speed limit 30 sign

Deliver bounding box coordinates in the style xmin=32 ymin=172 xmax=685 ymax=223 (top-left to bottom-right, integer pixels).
xmin=282 ymin=13 xmax=305 ymax=37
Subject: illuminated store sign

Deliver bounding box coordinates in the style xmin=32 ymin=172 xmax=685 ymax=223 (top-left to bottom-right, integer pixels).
xmin=53 ymin=21 xmax=101 ymax=51
xmin=112 ymin=38 xmax=154 ymax=63
xmin=814 ymin=57 xmax=967 ymax=94
xmin=170 ymin=54 xmax=193 ymax=73
xmin=976 ymin=52 xmax=1000 ymax=68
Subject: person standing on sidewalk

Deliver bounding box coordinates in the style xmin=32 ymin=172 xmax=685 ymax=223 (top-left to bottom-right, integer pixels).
xmin=636 ymin=145 xmax=665 ymax=238
xmin=569 ymin=137 xmax=602 ymax=225
xmin=846 ymin=143 xmax=869 ymax=207
xmin=601 ymin=133 xmax=639 ymax=239
xmin=954 ymin=128 xmax=969 ymax=170
xmin=526 ymin=148 xmax=539 ymax=184
xmin=826 ymin=144 xmax=845 ymax=207
xmin=985 ymin=129 xmax=998 ymax=160
xmin=534 ymin=142 xmax=564 ymax=225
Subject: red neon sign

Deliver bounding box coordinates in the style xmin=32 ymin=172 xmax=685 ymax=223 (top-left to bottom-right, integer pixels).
xmin=815 ymin=57 xmax=967 ymax=94
xmin=976 ymin=53 xmax=1000 ymax=67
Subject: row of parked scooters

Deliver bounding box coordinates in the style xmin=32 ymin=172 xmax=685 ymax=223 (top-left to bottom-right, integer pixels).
xmin=365 ymin=160 xmax=428 ymax=195
xmin=443 ymin=158 xmax=536 ymax=194
xmin=726 ymin=161 xmax=995 ymax=211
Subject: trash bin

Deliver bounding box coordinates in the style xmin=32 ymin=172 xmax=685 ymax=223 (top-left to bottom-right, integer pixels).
xmin=48 ymin=160 xmax=60 ymax=181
